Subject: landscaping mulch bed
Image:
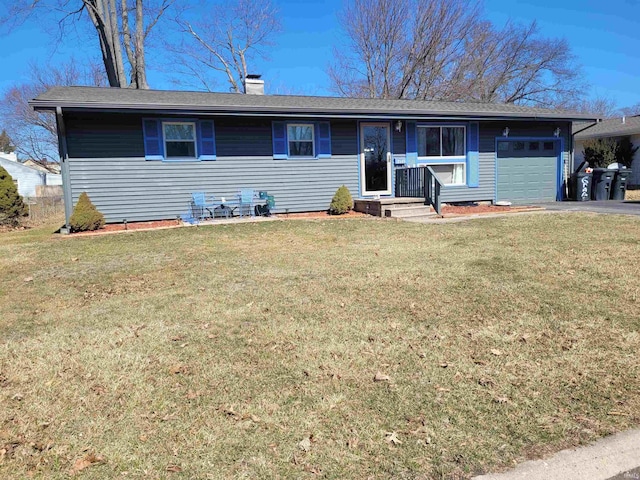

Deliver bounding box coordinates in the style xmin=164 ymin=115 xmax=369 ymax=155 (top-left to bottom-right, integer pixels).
xmin=277 ymin=210 xmax=368 ymax=219
xmin=71 ymin=219 xmax=182 ymax=236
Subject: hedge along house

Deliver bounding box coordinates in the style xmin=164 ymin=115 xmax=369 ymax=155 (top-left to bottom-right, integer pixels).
xmin=30 ymin=81 xmax=597 ymax=226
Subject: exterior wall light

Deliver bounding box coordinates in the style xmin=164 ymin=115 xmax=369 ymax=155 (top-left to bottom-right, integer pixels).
xmin=395 ymin=120 xmax=403 ymax=133
xmin=554 ymin=127 xmax=561 ymax=137
xmin=503 ymin=127 xmax=510 ymax=137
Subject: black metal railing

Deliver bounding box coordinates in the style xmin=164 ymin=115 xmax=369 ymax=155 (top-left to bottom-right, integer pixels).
xmin=424 ymin=166 xmax=443 ymax=216
xmin=395 ymin=166 xmax=424 ymax=197
xmin=395 ymin=166 xmax=444 ymax=215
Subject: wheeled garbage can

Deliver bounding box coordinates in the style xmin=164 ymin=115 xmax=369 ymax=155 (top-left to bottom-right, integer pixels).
xmin=591 ymin=168 xmax=616 ymax=200
xmin=572 ymin=171 xmax=593 ymax=201
xmin=610 ymin=169 xmax=633 ymax=200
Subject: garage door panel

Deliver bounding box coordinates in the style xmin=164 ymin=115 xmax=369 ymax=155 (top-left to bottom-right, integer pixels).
xmin=496 ymin=140 xmax=558 ymax=204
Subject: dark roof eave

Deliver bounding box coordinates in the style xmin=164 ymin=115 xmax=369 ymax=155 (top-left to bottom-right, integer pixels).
xmin=29 ymin=100 xmax=598 ymax=122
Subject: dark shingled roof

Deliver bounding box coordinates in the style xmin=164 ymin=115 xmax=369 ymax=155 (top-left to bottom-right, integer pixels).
xmin=30 ymin=86 xmax=598 ymax=121
xmin=573 ymin=115 xmax=640 ymax=139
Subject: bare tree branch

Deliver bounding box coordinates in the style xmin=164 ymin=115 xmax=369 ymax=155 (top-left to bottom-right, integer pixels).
xmin=330 ymin=0 xmax=585 ymax=108
xmin=165 ymin=0 xmax=281 ymax=92
xmin=0 ymin=59 xmax=107 ymax=162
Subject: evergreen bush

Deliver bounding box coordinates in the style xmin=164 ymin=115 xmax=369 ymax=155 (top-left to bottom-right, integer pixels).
xmin=583 ymin=137 xmax=638 ymax=168
xmin=69 ymin=192 xmax=105 ymax=232
xmin=329 ymin=185 xmax=353 ymax=215
xmin=0 ymin=166 xmax=27 ymax=226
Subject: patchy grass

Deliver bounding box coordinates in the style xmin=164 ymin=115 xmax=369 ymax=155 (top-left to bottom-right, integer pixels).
xmin=0 ymin=214 xmax=639 ymax=479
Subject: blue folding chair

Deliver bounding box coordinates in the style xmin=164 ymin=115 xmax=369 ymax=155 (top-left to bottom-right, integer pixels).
xmin=190 ymin=192 xmax=216 ymax=221
xmin=237 ymin=189 xmax=256 ymax=217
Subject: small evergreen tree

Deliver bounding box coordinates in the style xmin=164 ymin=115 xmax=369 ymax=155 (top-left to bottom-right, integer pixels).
xmin=0 ymin=166 xmax=27 ymax=226
xmin=69 ymin=192 xmax=105 ymax=232
xmin=583 ymin=138 xmax=617 ymax=168
xmin=0 ymin=130 xmax=15 ymax=154
xmin=329 ymin=185 xmax=354 ymax=215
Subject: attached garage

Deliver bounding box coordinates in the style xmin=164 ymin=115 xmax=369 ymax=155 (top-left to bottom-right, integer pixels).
xmin=496 ymin=139 xmax=560 ymax=204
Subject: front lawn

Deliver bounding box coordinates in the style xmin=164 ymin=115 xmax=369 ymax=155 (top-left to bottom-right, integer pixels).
xmin=1 ymin=214 xmax=638 ymax=479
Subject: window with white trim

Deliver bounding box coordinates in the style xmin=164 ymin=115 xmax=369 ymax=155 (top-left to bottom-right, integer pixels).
xmin=287 ymin=124 xmax=314 ymax=157
xmin=429 ymin=163 xmax=466 ymax=186
xmin=163 ymin=122 xmax=196 ymax=158
xmin=417 ymin=126 xmax=466 ymax=158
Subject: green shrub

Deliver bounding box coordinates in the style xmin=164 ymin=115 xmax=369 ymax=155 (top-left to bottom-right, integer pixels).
xmin=69 ymin=192 xmax=105 ymax=232
xmin=0 ymin=166 xmax=27 ymax=226
xmin=616 ymin=137 xmax=638 ymax=168
xmin=583 ymin=137 xmax=639 ymax=168
xmin=583 ymin=138 xmax=617 ymax=168
xmin=329 ymin=185 xmax=353 ymax=215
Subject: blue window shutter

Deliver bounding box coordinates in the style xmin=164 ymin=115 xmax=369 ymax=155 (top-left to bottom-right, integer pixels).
xmin=406 ymin=121 xmax=417 ymax=166
xmin=143 ymin=119 xmax=163 ymax=160
xmin=272 ymin=121 xmax=287 ymax=159
xmin=198 ymin=120 xmax=216 ymax=160
xmin=317 ymin=122 xmax=331 ymax=158
xmin=467 ymin=122 xmax=479 ymax=187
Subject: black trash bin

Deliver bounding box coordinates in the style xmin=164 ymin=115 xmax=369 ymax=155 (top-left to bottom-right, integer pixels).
xmin=571 ymin=171 xmax=593 ymax=201
xmin=610 ymin=169 xmax=633 ymax=200
xmin=591 ymin=168 xmax=616 ymax=200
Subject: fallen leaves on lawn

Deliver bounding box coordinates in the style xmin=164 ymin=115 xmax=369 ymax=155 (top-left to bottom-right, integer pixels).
xmin=490 ymin=349 xmax=503 ymax=356
xmin=385 ymin=431 xmax=402 ymax=445
xmin=374 ymin=372 xmax=390 ymax=382
xmin=69 ymin=453 xmax=104 ymax=476
xmin=298 ymin=436 xmax=312 ymax=452
xmin=166 ymin=464 xmax=182 ymax=473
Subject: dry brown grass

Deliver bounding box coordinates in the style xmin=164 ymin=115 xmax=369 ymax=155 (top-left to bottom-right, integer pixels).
xmin=625 ymin=189 xmax=640 ymax=201
xmin=0 ymin=214 xmax=639 ymax=479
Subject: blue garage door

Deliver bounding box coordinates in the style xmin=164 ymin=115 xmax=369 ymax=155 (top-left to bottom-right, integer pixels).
xmin=497 ymin=140 xmax=558 ymax=204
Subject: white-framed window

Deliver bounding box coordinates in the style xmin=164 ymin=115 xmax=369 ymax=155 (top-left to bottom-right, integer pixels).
xmin=287 ymin=123 xmax=314 ymax=157
xmin=428 ymin=163 xmax=466 ymax=186
xmin=163 ymin=122 xmax=197 ymax=158
xmin=417 ymin=125 xmax=466 ymax=159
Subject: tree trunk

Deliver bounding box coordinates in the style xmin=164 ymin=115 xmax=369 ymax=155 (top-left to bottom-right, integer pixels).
xmin=134 ymin=0 xmax=149 ymax=88
xmin=84 ymin=0 xmax=122 ymax=87
xmin=108 ymin=0 xmax=128 ymax=86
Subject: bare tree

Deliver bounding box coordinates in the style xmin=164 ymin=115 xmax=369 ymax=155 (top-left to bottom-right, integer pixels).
xmin=330 ymin=0 xmax=584 ymax=108
xmin=618 ymin=103 xmax=640 ymax=117
xmin=3 ymin=0 xmax=173 ymax=88
xmin=567 ymin=96 xmax=619 ymax=118
xmin=0 ymin=60 xmax=106 ymax=162
xmin=166 ymin=0 xmax=281 ymax=92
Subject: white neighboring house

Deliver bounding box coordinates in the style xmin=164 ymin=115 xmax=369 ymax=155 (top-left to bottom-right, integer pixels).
xmin=0 ymin=152 xmax=63 ymax=198
xmin=573 ymin=115 xmax=640 ymax=186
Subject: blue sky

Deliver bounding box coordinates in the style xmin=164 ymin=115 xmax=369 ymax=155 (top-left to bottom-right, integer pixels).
xmin=1 ymin=0 xmax=639 ymax=108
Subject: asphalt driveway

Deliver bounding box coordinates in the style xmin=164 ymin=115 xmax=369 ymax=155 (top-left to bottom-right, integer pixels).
xmin=539 ymin=200 xmax=640 ymax=216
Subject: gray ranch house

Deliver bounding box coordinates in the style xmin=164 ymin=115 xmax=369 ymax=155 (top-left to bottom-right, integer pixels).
xmin=30 ymin=80 xmax=596 ymax=225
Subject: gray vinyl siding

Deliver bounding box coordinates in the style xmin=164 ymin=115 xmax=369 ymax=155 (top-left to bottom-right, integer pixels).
xmin=438 ymin=120 xmax=571 ymax=203
xmin=67 ymin=156 xmax=359 ymax=222
xmin=64 ymin=114 xmax=360 ymax=222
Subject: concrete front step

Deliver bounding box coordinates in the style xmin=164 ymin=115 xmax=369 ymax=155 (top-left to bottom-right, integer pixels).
xmin=397 ymin=214 xmax=438 ymax=222
xmin=354 ymin=198 xmax=432 ymax=217
xmin=385 ymin=205 xmax=433 ymax=217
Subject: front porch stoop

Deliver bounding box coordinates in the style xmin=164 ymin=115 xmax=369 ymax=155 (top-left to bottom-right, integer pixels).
xmin=354 ymin=198 xmax=436 ymax=220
